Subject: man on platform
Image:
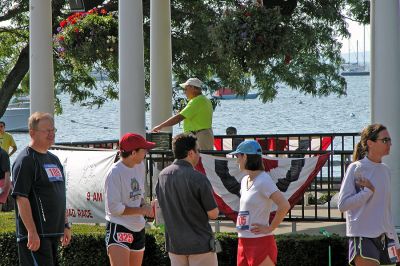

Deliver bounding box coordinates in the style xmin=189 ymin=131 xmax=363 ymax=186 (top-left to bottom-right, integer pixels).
xmin=151 ymin=78 xmax=214 ymax=150
xmin=0 ymin=121 xmax=17 ymax=156
xmin=12 ymin=112 xmax=71 ymax=265
xmin=0 ymin=148 xmax=10 ymax=211
xmin=156 ymin=133 xmax=219 ymax=266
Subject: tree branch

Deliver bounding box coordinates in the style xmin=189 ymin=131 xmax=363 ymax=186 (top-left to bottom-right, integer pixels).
xmin=0 ymin=27 xmax=28 ymax=39
xmin=0 ymin=4 xmax=28 ymax=23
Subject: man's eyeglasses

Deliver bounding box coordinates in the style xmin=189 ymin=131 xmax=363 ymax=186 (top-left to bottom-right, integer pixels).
xmin=375 ymin=137 xmax=391 ymax=144
xmin=35 ymin=128 xmax=57 ymax=134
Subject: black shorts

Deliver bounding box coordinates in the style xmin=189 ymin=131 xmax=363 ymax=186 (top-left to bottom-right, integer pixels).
xmin=105 ymin=221 xmax=145 ymax=252
xmin=17 ymin=236 xmax=60 ymax=266
xmin=349 ymin=235 xmax=397 ymax=266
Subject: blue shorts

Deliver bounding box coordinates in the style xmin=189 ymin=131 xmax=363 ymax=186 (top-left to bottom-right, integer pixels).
xmin=349 ymin=235 xmax=397 ymax=266
xmin=105 ymin=221 xmax=145 ymax=252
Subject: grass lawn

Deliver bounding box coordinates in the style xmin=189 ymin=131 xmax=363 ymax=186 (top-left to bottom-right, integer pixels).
xmin=0 ymin=211 xmax=106 ymax=235
xmin=0 ymin=211 xmax=15 ymax=233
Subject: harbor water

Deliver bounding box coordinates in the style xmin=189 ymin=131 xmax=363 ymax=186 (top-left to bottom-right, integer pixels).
xmin=10 ymin=75 xmax=369 ymax=160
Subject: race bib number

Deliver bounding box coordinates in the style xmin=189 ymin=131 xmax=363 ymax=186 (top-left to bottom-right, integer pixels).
xmin=44 ymin=164 xmax=63 ymax=182
xmin=117 ymin=233 xmax=134 ymax=244
xmin=236 ymin=211 xmax=250 ymax=230
xmin=387 ymin=240 xmax=398 ymax=263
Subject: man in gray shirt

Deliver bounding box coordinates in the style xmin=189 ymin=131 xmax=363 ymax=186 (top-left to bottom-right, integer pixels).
xmin=156 ymin=133 xmax=219 ymax=266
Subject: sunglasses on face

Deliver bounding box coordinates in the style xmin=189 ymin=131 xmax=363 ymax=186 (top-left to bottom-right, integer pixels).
xmin=375 ymin=137 xmax=391 ymax=144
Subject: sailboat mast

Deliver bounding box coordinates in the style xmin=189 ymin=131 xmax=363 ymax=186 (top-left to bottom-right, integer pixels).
xmin=356 ymin=40 xmax=359 ymax=66
xmin=363 ymin=25 xmax=366 ymax=68
xmin=348 ymin=39 xmax=351 ymax=63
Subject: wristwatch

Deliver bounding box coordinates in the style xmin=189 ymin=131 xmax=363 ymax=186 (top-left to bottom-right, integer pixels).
xmin=65 ymin=222 xmax=72 ymax=229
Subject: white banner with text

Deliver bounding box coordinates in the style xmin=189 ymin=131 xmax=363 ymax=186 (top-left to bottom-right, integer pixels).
xmin=52 ymin=149 xmax=117 ymax=224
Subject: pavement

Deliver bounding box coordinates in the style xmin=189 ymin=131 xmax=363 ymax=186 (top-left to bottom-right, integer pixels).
xmin=210 ymin=220 xmax=346 ymax=236
xmin=209 ymin=204 xmax=346 ymax=236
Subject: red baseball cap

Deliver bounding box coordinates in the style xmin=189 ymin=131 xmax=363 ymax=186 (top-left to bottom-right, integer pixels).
xmin=119 ymin=133 xmax=156 ymax=152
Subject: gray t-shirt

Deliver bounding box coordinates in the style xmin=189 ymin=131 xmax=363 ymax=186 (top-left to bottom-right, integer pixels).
xmin=156 ymin=159 xmax=217 ymax=255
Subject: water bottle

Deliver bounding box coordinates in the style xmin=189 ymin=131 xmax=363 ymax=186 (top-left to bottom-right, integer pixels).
xmin=152 ymin=199 xmax=164 ymax=225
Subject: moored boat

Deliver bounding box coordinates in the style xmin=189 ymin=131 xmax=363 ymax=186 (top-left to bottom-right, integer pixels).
xmin=212 ymin=88 xmax=258 ymax=100
xmin=1 ymin=96 xmax=30 ymax=132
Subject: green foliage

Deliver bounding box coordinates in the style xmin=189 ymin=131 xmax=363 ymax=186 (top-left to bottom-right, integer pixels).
xmin=210 ymin=7 xmax=286 ymax=70
xmin=0 ymin=27 xmax=28 ymax=87
xmin=0 ymin=0 xmax=373 ymax=113
xmin=55 ymin=9 xmax=118 ymax=68
xmin=58 ymin=233 xmax=109 ymax=266
xmin=215 ymin=232 xmax=238 ymax=266
xmin=209 ymin=1 xmax=348 ymax=101
xmin=308 ymin=191 xmax=337 ymax=205
xmin=319 ymin=191 xmax=337 ymax=203
xmin=0 ymin=227 xmax=348 ymax=266
xmin=0 ymin=211 xmax=15 ymax=234
xmin=0 ymin=232 xmax=18 ymax=265
xmin=53 ymin=8 xmax=120 ymax=108
xmin=142 ymin=229 xmax=169 ymax=266
xmin=277 ymin=234 xmax=347 ymax=266
xmin=346 ymin=0 xmax=370 ymax=25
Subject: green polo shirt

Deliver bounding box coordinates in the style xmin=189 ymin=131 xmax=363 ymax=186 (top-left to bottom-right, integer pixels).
xmin=0 ymin=132 xmax=16 ymax=153
xmin=180 ymin=95 xmax=213 ymax=132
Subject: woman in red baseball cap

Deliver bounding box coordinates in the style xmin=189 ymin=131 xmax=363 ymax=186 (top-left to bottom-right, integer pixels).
xmin=104 ymin=133 xmax=156 ymax=266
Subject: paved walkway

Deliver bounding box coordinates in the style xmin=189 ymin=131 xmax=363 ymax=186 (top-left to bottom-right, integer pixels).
xmin=210 ymin=220 xmax=346 ymax=236
xmin=210 ymin=204 xmax=346 ymax=236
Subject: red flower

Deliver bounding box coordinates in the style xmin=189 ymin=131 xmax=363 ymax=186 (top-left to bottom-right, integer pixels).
xmin=88 ymin=9 xmax=95 ymax=14
xmin=284 ymin=54 xmax=292 ymax=65
xmin=60 ymin=20 xmax=67 ymax=28
xmin=74 ymin=28 xmax=79 ymax=33
xmin=100 ymin=9 xmax=107 ymax=15
xmin=58 ymin=36 xmax=65 ymax=41
xmin=70 ymin=19 xmax=77 ymax=25
xmin=244 ymin=12 xmax=252 ymax=17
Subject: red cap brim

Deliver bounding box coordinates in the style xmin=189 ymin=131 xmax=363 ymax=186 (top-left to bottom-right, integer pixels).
xmin=143 ymin=141 xmax=156 ymax=150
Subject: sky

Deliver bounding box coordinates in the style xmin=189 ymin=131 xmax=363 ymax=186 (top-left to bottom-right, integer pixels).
xmin=340 ymin=20 xmax=370 ymax=54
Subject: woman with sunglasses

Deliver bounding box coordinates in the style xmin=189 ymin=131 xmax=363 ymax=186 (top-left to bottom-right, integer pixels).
xmin=230 ymin=140 xmax=290 ymax=266
xmin=338 ymin=124 xmax=399 ymax=266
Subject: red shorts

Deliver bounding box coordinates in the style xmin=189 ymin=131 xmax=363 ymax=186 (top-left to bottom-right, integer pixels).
xmin=237 ymin=235 xmax=277 ymax=266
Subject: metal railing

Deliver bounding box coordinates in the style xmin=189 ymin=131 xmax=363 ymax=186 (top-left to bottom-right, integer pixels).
xmin=55 ymin=132 xmax=360 ymax=222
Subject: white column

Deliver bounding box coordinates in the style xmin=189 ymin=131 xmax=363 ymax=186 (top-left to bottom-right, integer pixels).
xmin=150 ymin=0 xmax=173 ymax=131
xmin=29 ymin=0 xmax=54 ymax=115
xmin=119 ymin=0 xmax=146 ymax=136
xmin=370 ymin=0 xmax=400 ymax=229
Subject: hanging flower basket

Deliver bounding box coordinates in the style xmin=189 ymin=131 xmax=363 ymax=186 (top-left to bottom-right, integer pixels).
xmin=210 ymin=4 xmax=291 ymax=68
xmin=54 ymin=8 xmax=118 ymax=66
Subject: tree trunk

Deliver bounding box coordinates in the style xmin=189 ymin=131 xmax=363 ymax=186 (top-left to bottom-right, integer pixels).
xmin=0 ymin=45 xmax=29 ymax=117
xmin=0 ymin=0 xmax=69 ymax=118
